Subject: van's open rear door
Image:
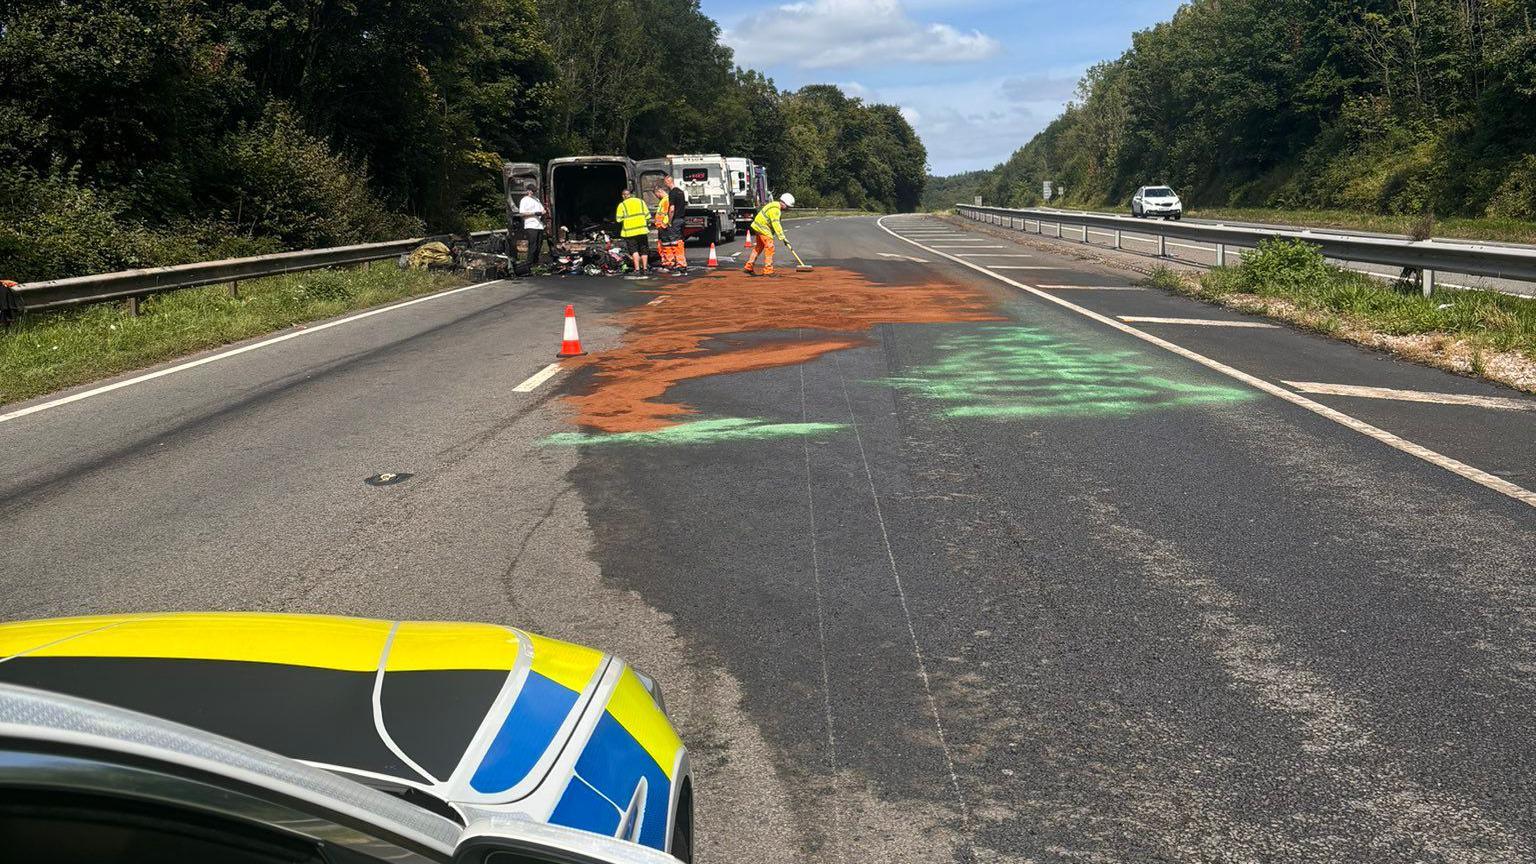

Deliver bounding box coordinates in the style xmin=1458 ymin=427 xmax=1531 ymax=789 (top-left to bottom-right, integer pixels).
xmin=502 ymin=162 xmax=543 ymax=231
xmin=635 ymin=158 xmax=669 ymax=212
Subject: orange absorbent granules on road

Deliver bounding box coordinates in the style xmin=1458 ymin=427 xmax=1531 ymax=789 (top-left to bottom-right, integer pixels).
xmin=564 ymin=266 xmax=1001 ymax=433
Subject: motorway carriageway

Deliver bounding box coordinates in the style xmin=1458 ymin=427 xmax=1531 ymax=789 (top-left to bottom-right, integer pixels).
xmin=3 ymin=217 xmax=1536 ymax=863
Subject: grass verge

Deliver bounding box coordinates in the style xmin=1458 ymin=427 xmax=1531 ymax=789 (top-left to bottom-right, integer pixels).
xmin=1145 ymin=239 xmax=1536 ymax=392
xmin=1 ymin=265 xmax=464 ymax=406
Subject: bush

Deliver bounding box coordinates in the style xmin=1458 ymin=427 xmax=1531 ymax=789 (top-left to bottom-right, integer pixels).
xmin=212 ymin=104 xmax=422 ymax=249
xmin=1224 ymin=238 xmax=1336 ymax=296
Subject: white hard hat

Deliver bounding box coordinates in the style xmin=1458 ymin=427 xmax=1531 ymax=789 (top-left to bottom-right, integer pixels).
xmin=779 ymin=193 xmax=795 ymax=208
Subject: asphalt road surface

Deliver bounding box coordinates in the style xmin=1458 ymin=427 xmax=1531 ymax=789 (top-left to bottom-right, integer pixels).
xmin=4 ymin=216 xmax=1536 ymax=863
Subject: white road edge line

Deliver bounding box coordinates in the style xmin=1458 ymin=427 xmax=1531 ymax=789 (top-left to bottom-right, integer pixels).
xmin=1285 ymin=381 xmax=1536 ymax=411
xmin=1120 ymin=316 xmax=1279 ymax=328
xmin=956 ymin=254 xmax=1035 ymax=258
xmin=0 ymin=278 xmax=506 ymax=425
xmin=987 ymin=266 xmax=1054 ymax=270
xmin=877 ymin=216 xmax=1536 ymax=510
xmin=512 ymin=363 xmax=564 ymax=393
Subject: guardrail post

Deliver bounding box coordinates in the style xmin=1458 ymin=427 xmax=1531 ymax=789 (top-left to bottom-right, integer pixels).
xmin=1422 ymin=268 xmax=1436 ymax=297
xmin=1158 ymin=234 xmax=1168 ymax=257
xmin=1079 ymin=226 xmax=1088 ymax=244
xmin=1055 ymin=222 xmax=1062 ymax=239
xmin=227 ymin=280 xmax=239 ymax=298
xmin=1114 ymin=229 xmax=1122 ymax=250
xmin=1215 ymin=243 xmax=1226 ymax=267
xmin=127 ymin=297 xmax=140 ymax=316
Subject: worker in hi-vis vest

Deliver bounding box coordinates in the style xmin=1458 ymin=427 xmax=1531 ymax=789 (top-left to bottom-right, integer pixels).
xmin=651 ymin=185 xmax=677 ymax=270
xmin=744 ymin=193 xmax=794 ymax=276
xmin=616 ymin=188 xmax=651 ymax=273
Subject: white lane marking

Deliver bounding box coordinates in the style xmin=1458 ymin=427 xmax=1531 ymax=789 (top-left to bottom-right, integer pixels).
xmin=1285 ymin=381 xmax=1536 ymax=411
xmin=1038 ymin=284 xmax=1145 ymax=291
xmin=647 ymin=295 xmax=669 ymax=305
xmin=877 ymin=216 xmax=1536 ymax=510
xmin=956 ymin=253 xmax=1034 ymax=258
xmin=0 ymin=278 xmax=506 ymax=425
xmin=1120 ymin=316 xmax=1278 ymax=328
xmin=512 ymin=363 xmax=564 ymax=393
xmin=931 ymin=245 xmax=1006 ymax=249
xmin=986 ymin=266 xmax=1054 ymax=270
xmin=877 ymin=252 xmax=931 ymax=263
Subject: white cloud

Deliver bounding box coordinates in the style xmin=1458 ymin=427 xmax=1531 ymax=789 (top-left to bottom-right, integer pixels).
xmin=864 ymin=77 xmax=1077 ymax=175
xmin=725 ymin=0 xmax=1000 ymax=71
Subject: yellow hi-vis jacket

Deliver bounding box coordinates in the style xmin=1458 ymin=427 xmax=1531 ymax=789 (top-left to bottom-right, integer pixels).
xmin=617 ymin=196 xmax=649 ymax=237
xmin=653 ymin=193 xmax=672 ymax=229
xmin=750 ymin=201 xmax=784 ymax=239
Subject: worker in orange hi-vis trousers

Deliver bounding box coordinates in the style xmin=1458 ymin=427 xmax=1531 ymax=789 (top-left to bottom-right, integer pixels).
xmin=652 ymin=185 xmax=677 ymax=269
xmin=744 ymin=193 xmax=793 ymax=276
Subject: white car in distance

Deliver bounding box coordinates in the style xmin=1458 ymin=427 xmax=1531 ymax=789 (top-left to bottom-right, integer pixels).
xmin=1131 ymin=186 xmax=1183 ymax=220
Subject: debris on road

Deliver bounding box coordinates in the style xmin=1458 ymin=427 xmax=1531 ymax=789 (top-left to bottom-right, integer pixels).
xmin=560 ymin=266 xmax=1001 ymax=434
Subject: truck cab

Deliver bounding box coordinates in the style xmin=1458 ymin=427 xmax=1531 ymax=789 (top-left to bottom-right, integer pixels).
xmin=666 ymin=154 xmax=735 ymax=245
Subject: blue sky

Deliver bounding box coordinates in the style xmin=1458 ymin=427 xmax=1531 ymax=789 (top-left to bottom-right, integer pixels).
xmin=700 ymin=0 xmax=1186 ymax=176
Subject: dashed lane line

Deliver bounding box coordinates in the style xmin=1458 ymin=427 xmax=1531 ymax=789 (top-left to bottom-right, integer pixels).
xmin=876 ymin=215 xmax=1536 ymax=510
xmin=512 ymin=363 xmax=564 ymax=393
xmin=0 ymin=278 xmax=509 ymax=426
xmin=1285 ymin=381 xmax=1536 ymax=411
xmin=1120 ymin=316 xmax=1279 ymax=329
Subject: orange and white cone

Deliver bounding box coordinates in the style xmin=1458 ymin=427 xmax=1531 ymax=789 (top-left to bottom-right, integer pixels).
xmin=557 ymin=304 xmax=585 ymax=357
xmin=706 ymin=243 xmax=718 ymax=268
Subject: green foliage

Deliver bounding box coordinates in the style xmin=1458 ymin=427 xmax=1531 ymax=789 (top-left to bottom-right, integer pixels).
xmin=937 ymin=0 xmax=1536 ymax=225
xmin=0 ymin=0 xmax=927 ymax=281
xmin=1224 ymin=239 xmax=1338 ymax=297
xmin=0 ymin=265 xmax=459 ymax=405
xmin=1197 ymin=236 xmax=1536 ymax=359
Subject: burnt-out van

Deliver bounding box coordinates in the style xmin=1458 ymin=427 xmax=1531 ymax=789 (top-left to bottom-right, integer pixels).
xmin=500 ymin=157 xmax=639 ymax=240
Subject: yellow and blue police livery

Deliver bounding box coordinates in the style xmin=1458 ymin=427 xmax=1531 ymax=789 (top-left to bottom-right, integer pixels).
xmin=0 ymin=612 xmax=694 ymax=861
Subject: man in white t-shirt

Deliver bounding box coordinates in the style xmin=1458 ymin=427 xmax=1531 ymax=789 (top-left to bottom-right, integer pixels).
xmin=517 ymin=185 xmax=546 ymax=269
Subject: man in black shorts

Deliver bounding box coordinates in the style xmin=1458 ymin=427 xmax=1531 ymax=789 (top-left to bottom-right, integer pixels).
xmin=615 ymin=188 xmax=651 ymax=272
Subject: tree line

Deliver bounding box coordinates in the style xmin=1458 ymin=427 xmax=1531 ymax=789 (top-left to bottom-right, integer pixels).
xmin=925 ymin=0 xmax=1536 ymax=222
xmin=1 ymin=0 xmax=926 ymax=282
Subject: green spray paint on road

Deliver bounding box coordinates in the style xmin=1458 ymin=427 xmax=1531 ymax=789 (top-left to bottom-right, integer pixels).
xmin=884 ymin=325 xmax=1255 ymax=420
xmin=544 ymin=417 xmax=846 ymax=447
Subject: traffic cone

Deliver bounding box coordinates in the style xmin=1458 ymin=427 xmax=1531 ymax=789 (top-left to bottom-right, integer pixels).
xmin=706 ymin=243 xmax=718 ymax=268
xmin=557 ymin=304 xmax=585 ymax=357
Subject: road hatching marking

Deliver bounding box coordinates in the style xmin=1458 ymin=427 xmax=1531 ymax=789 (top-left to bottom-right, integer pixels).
xmin=834 ymin=352 xmax=976 ymax=856
xmin=1285 ymin=381 xmax=1536 ymax=411
xmin=878 ymin=216 xmax=1536 ymax=510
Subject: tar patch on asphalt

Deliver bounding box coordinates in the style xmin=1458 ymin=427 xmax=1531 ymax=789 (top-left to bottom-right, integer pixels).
xmin=365 ymin=472 xmax=413 ymax=487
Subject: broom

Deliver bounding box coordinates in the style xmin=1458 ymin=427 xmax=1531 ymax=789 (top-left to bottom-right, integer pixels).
xmin=781 ymin=237 xmax=814 ymax=272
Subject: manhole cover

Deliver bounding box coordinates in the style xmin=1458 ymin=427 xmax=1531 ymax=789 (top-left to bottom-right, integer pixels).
xmin=365 ymin=472 xmax=413 ymax=487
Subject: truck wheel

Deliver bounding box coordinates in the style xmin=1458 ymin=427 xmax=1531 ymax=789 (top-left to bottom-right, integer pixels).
xmin=709 ymin=220 xmax=722 ymax=246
